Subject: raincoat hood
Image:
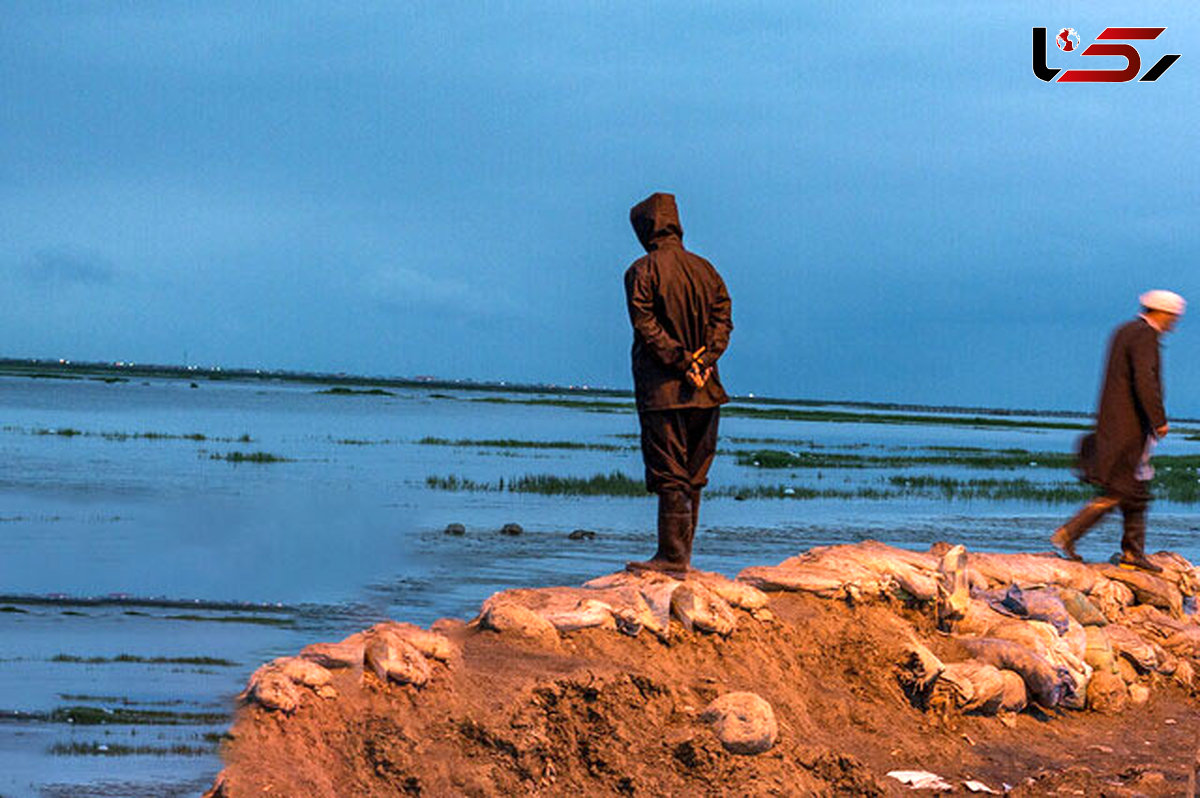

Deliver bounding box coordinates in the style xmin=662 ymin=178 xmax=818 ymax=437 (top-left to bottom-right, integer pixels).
xmin=630 ymin=192 xmax=683 ymax=252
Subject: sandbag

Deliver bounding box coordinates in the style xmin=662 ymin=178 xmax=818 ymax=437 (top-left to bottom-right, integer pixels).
xmin=1087 ymin=669 xmax=1128 ymax=714
xmin=934 ymin=661 xmax=1009 ymax=714
xmin=983 ymin=619 xmax=1054 ymax=657
xmin=1089 ymin=577 xmax=1135 ymax=623
xmin=997 ymin=669 xmax=1028 ymax=712
xmin=949 ymin=598 xmax=1014 ymax=636
xmin=738 ymin=561 xmax=880 ymax=598
xmin=738 ymin=541 xmax=937 ymax=602
xmin=671 ymin=582 xmax=736 ymax=636
xmin=968 ymin=552 xmax=1097 ymax=593
xmin=1162 ymin=628 xmax=1200 ymax=658
xmin=960 ymin=638 xmax=1072 ymax=709
xmin=1084 ymin=626 xmax=1117 ymax=674
xmin=1061 ymin=618 xmax=1089 ymax=665
xmin=1147 ymin=551 xmax=1200 ymax=597
xmin=899 ymin=640 xmax=945 ymax=696
xmin=1122 ymin=604 xmax=1189 ymax=639
xmin=1105 ymin=625 xmax=1158 ymax=672
xmin=1097 ymin=564 xmax=1184 ymax=618
xmin=937 ymin=545 xmax=971 ymax=627
xmin=987 ymin=585 xmax=1071 ymax=635
xmin=1059 ymin=587 xmax=1107 ymax=627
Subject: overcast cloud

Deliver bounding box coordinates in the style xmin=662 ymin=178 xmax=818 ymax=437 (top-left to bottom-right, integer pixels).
xmin=2 ymin=3 xmax=1198 ymax=411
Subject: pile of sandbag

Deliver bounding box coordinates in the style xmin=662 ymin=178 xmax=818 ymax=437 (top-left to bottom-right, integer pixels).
xmin=740 ymin=539 xmax=1200 ymax=718
xmin=936 ymin=544 xmax=1199 ymax=715
xmin=738 ymin=540 xmax=946 ymax=602
xmin=241 ymin=620 xmax=457 ymax=712
xmin=478 ymin=568 xmax=771 ymax=643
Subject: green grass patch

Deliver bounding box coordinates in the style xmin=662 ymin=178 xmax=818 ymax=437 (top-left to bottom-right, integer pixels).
xmin=161 ymin=613 xmax=295 ymax=627
xmin=885 ymin=475 xmax=1091 ymax=502
xmin=472 ymin=396 xmax=634 ymax=413
xmin=17 ymin=371 xmax=82 ymax=379
xmin=51 ymin=654 xmax=238 ymax=666
xmin=417 ymin=436 xmax=628 ymax=452
xmin=1150 ymin=464 xmax=1200 ymax=503
xmin=50 ymin=742 xmax=215 ymax=756
xmin=708 ymin=485 xmax=888 ymax=500
xmin=734 ymin=448 xmax=1077 ymax=470
xmin=48 ymin=705 xmax=228 ymax=725
xmin=721 ymin=405 xmax=1090 ymax=431
xmin=317 ymin=387 xmax=394 ymax=396
xmin=422 ymin=470 xmax=1200 ymax=505
xmin=427 ymin=471 xmax=646 ymax=496
xmin=210 ymin=451 xmax=290 ymax=463
xmin=466 ymin=396 xmax=1091 ymax=429
xmin=726 ymin=436 xmax=819 ymax=447
xmin=26 ymin=427 xmax=247 ymax=443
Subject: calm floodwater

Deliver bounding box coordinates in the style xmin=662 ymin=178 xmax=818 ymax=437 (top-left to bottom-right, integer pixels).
xmin=2 ymin=375 xmax=1199 ymax=797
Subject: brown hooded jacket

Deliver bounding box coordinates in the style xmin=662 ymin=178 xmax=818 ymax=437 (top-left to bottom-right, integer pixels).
xmin=624 ymin=193 xmax=732 ymax=411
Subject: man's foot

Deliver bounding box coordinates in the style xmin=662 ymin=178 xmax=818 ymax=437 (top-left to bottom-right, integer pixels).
xmin=1050 ymin=528 xmax=1083 ymax=562
xmin=626 ymin=558 xmax=689 ymax=576
xmin=1118 ymin=553 xmax=1163 ymax=573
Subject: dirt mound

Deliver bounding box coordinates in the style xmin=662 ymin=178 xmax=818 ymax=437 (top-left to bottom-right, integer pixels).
xmin=206 ymin=545 xmax=1200 ymax=797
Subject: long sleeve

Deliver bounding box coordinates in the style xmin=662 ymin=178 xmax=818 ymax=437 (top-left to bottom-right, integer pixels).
xmin=700 ymin=273 xmax=732 ymax=369
xmin=1130 ymin=330 xmax=1167 ymax=431
xmin=625 ymin=264 xmax=687 ymax=371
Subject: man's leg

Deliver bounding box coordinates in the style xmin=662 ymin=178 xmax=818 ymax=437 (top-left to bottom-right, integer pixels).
xmin=629 ymin=410 xmax=694 ymax=573
xmin=1050 ymin=495 xmax=1118 ymax=561
xmin=682 ymin=408 xmax=720 ymax=565
xmin=1118 ymin=483 xmax=1161 ymax=572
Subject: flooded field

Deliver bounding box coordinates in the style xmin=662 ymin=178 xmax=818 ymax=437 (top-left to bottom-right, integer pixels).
xmin=3 ymin=373 xmax=1200 ymax=797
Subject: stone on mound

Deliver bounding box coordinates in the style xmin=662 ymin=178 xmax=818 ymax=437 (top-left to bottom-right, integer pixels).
xmin=700 ymin=692 xmax=778 ymax=755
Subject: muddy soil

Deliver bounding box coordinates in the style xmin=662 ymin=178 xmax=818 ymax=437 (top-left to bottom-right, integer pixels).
xmin=208 ymin=591 xmax=1200 ymax=796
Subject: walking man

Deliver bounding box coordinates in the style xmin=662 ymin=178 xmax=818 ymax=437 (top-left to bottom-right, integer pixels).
xmin=1051 ymin=290 xmax=1185 ymax=572
xmin=624 ymin=192 xmax=732 ymax=574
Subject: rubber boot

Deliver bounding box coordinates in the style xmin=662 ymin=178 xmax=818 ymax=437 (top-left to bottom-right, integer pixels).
xmin=1119 ymin=506 xmax=1162 ymax=573
xmin=627 ymin=490 xmax=693 ymax=575
xmin=1050 ymin=496 xmax=1117 ymax=561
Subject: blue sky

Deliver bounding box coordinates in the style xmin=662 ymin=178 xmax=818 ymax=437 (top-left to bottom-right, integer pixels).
xmin=2 ymin=3 xmax=1198 ymax=412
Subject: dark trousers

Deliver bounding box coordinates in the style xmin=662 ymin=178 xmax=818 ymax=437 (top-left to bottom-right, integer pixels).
xmin=638 ymin=407 xmax=720 ymax=495
xmin=1059 ymin=480 xmax=1152 ymax=558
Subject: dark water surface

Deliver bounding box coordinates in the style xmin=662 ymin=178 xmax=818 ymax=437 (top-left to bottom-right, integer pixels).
xmin=3 ymin=375 xmax=1198 ymax=796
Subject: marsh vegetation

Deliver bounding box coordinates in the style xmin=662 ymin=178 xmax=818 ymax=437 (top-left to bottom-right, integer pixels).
xmin=50 ymin=654 xmax=239 ymax=666
xmin=426 ymin=471 xmax=646 ymax=496
xmin=49 ymin=742 xmax=215 ymax=757
xmin=418 ymin=436 xmax=631 ymax=452
xmin=3 ymin=426 xmax=253 ymax=444
xmin=209 ymin=451 xmax=290 ymax=464
xmin=316 ymin=387 xmax=394 ymax=397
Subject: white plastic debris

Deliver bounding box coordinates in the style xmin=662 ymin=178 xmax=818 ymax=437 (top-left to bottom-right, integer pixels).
xmin=964 ymin=780 xmax=1000 ymax=794
xmin=887 ymin=771 xmax=953 ymax=791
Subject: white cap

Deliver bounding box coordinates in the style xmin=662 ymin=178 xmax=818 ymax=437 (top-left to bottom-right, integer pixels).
xmin=1140 ymin=289 xmax=1186 ymax=315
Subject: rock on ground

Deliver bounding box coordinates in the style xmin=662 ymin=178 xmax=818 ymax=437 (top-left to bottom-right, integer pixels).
xmin=700 ymin=692 xmax=779 ymax=755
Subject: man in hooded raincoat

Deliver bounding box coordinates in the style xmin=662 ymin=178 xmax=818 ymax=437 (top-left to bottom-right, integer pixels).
xmin=1051 ymin=290 xmax=1185 ymax=572
xmin=623 ymin=193 xmax=732 ymax=574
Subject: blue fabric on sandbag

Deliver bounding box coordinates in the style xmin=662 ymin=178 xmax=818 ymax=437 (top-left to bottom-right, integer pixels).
xmin=987 ymin=585 xmax=1072 ymax=635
